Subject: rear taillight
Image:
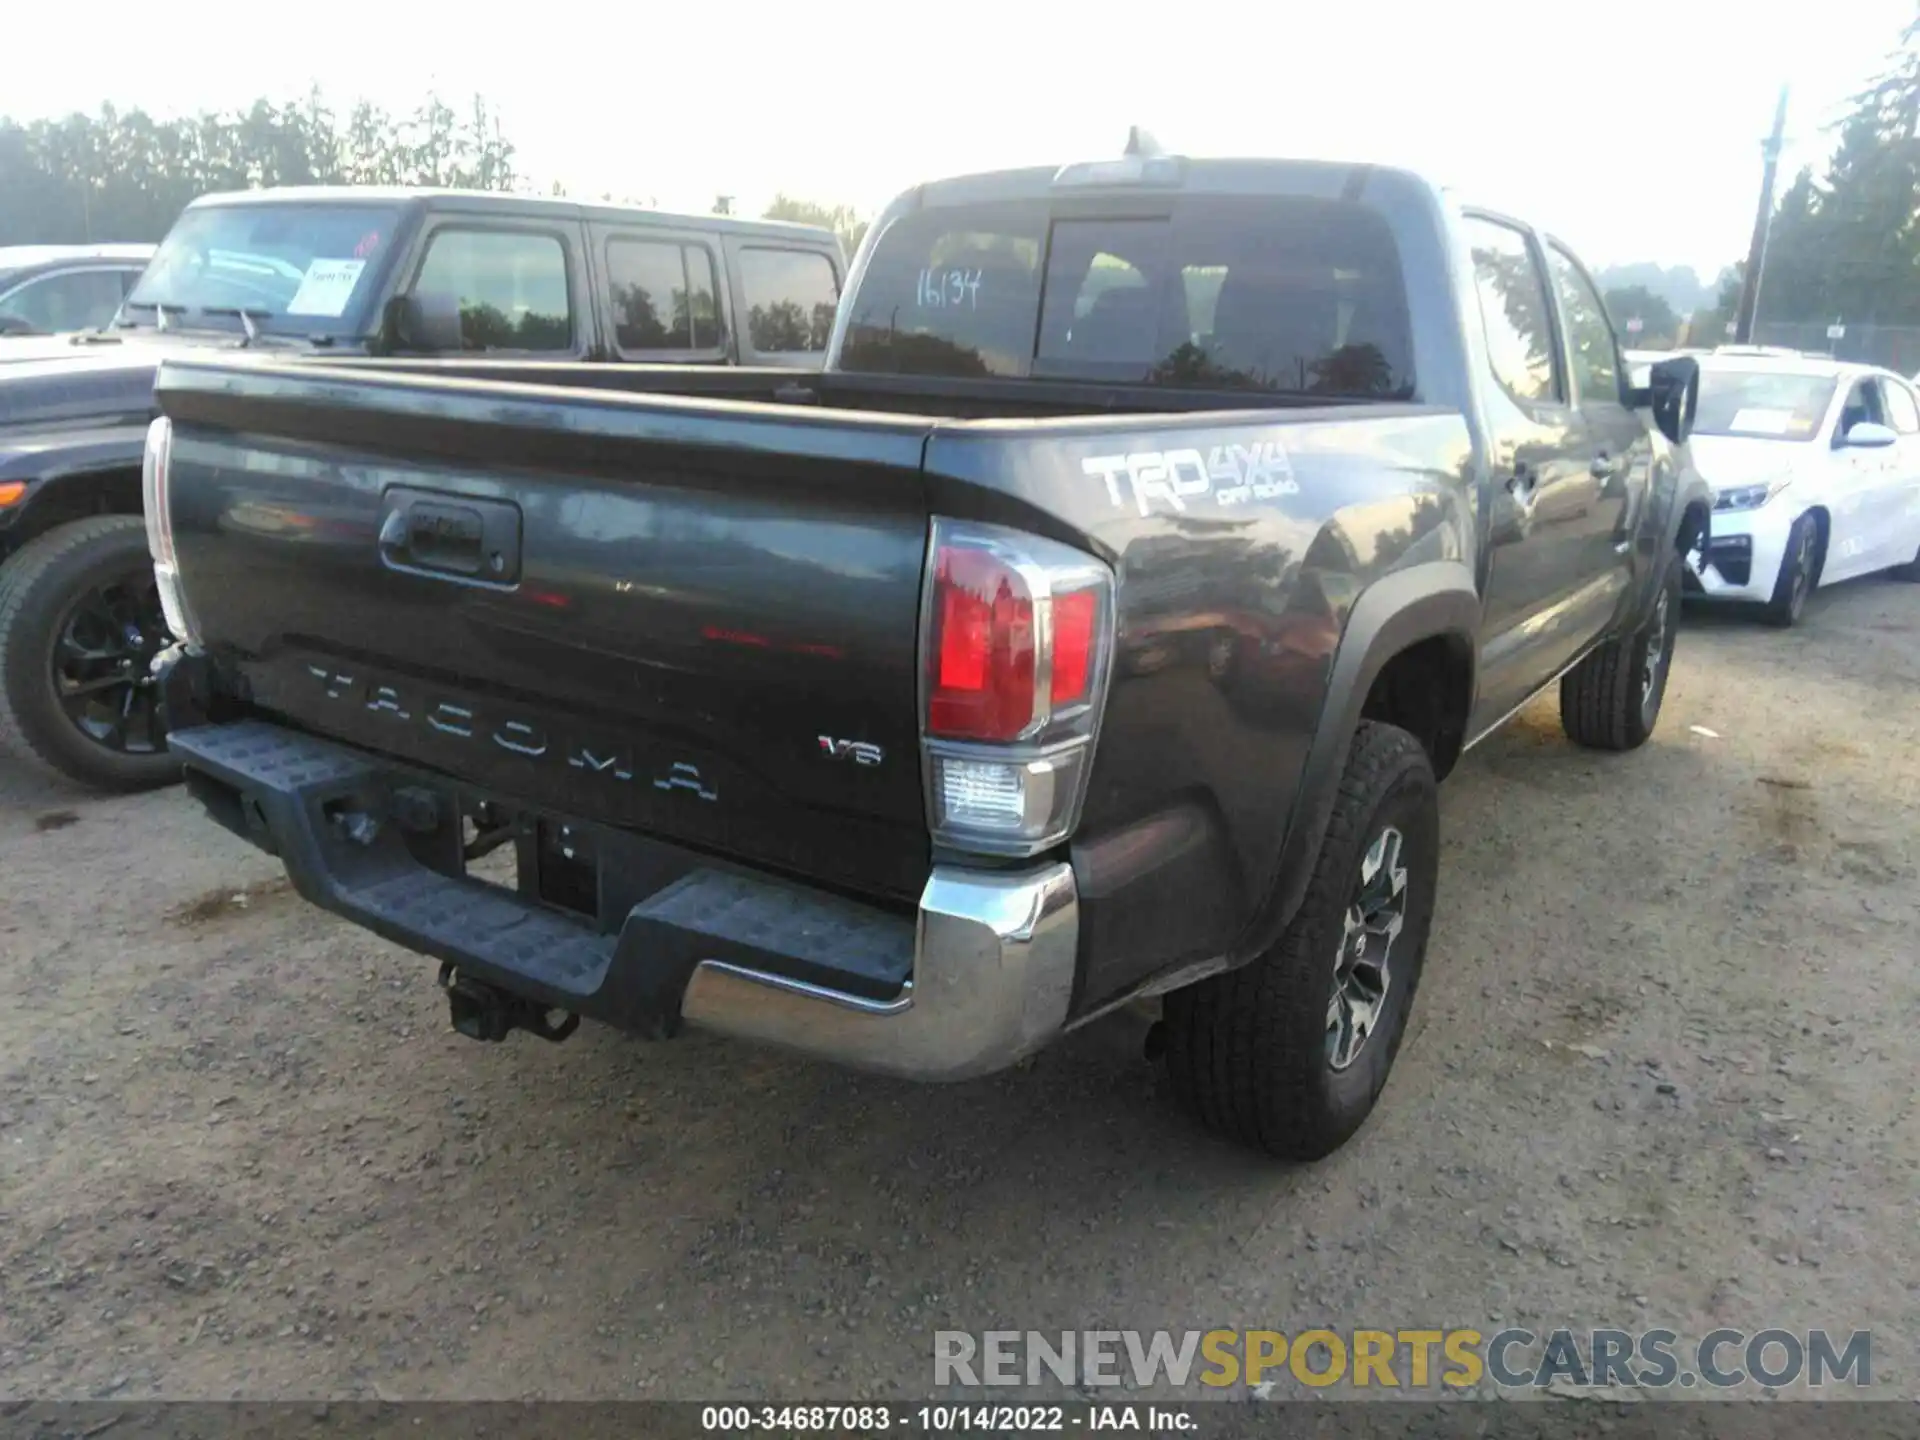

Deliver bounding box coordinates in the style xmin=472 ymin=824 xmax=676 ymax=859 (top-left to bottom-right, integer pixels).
xmin=921 ymin=519 xmax=1114 ymax=858
xmin=142 ymin=416 xmax=201 ymax=645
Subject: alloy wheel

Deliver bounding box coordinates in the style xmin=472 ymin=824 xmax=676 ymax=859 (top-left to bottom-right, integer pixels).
xmin=1327 ymin=825 xmax=1409 ymax=1072
xmin=49 ymin=567 xmax=171 ymax=755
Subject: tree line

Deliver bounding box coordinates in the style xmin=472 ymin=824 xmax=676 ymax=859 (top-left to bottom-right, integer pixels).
xmin=0 ymin=92 xmax=871 ymax=258
xmin=0 ymin=92 xmax=518 ymax=246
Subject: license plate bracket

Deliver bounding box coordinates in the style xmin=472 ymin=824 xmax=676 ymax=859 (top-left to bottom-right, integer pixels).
xmin=532 ymin=816 xmax=599 ymax=919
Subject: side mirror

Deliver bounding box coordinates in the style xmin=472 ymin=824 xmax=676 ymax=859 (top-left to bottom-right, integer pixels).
xmin=1842 ymin=420 xmax=1897 ymax=449
xmin=381 ymin=291 xmax=465 ymax=353
xmin=1628 ymin=355 xmax=1699 ymax=446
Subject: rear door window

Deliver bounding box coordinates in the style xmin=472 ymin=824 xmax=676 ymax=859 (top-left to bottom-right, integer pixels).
xmin=606 ymin=237 xmax=721 ymax=353
xmin=737 ymin=247 xmax=839 ymax=354
xmin=411 ymin=228 xmax=572 ymax=352
xmin=839 ymin=195 xmax=1413 ymax=396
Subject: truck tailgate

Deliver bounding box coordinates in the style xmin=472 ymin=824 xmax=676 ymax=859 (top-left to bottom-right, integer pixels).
xmin=155 ymin=360 xmax=936 ymax=903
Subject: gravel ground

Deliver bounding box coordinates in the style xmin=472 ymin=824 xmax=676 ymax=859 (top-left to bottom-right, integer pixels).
xmin=1 ymin=576 xmax=1915 ymax=1404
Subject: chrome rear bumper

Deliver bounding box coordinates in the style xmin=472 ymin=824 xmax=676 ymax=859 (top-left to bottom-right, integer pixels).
xmin=680 ymin=863 xmax=1079 ymax=1081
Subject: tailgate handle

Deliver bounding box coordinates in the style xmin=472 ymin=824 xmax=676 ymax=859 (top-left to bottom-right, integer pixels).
xmin=378 ymin=487 xmax=522 ymax=585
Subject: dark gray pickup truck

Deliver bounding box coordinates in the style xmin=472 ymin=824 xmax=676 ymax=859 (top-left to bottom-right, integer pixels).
xmin=150 ymin=146 xmax=1709 ymax=1159
xmin=0 ymin=187 xmax=843 ymax=790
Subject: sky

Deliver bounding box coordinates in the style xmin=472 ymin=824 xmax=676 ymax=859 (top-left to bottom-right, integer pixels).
xmin=7 ymin=0 xmax=1914 ymax=277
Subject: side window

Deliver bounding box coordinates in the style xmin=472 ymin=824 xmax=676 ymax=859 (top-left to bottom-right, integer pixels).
xmin=738 ymin=247 xmax=839 ymax=354
xmin=1544 ymin=244 xmax=1622 ymax=405
xmin=1463 ymin=217 xmax=1560 ymax=405
xmin=1882 ymin=378 xmax=1920 ymax=433
xmin=0 ymin=270 xmax=127 ymax=332
xmin=411 ymin=229 xmax=572 ymax=352
xmin=606 ymin=239 xmax=720 ymax=353
xmin=1839 ymin=378 xmax=1885 ymax=436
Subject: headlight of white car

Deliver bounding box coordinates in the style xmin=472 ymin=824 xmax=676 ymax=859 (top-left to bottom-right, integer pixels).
xmin=1713 ymin=476 xmax=1793 ymax=512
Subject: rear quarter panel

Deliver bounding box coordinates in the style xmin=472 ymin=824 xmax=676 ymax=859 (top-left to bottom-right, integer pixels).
xmin=924 ymin=406 xmax=1478 ymax=1012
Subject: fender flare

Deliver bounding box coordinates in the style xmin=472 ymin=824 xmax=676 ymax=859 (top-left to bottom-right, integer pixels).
xmin=1230 ymin=559 xmax=1481 ymax=966
xmin=0 ymin=432 xmax=148 ymax=549
xmin=1624 ymin=457 xmax=1713 ymax=626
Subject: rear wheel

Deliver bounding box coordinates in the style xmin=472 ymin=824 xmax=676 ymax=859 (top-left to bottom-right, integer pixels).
xmin=0 ymin=516 xmax=180 ymax=791
xmin=1763 ymin=513 xmax=1819 ymax=627
xmin=1891 ymin=540 xmax=1920 ymax=582
xmin=1560 ymin=551 xmax=1681 ymax=752
xmin=1160 ymin=722 xmax=1439 ymax=1160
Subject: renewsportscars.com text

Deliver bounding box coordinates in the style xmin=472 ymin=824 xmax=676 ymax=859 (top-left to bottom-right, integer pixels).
xmin=933 ymin=1328 xmax=1872 ymax=1391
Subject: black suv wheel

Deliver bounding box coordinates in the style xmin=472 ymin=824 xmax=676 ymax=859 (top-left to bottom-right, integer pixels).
xmin=0 ymin=516 xmax=181 ymax=790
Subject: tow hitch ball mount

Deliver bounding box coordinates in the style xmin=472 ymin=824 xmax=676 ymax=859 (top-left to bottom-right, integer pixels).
xmin=438 ymin=963 xmax=580 ymax=1044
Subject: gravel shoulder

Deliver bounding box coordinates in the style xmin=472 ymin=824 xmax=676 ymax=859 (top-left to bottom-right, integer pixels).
xmin=1 ymin=577 xmax=1915 ymax=1402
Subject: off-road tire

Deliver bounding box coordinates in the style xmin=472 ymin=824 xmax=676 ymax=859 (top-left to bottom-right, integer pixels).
xmin=1762 ymin=512 xmax=1820 ymax=627
xmin=0 ymin=516 xmax=182 ymax=791
xmin=1560 ymin=551 xmax=1682 ymax=752
xmin=1160 ymin=721 xmax=1439 ymax=1161
xmin=1891 ymin=541 xmax=1920 ymax=582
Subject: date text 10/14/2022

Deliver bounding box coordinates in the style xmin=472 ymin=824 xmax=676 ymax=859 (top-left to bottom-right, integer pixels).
xmin=700 ymin=1405 xmax=1196 ymax=1432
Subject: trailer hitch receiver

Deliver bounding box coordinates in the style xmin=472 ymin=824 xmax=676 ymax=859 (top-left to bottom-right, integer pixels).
xmin=438 ymin=964 xmax=580 ymax=1044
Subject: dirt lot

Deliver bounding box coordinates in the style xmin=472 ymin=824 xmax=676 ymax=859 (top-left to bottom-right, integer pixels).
xmin=1 ymin=578 xmax=1916 ymax=1404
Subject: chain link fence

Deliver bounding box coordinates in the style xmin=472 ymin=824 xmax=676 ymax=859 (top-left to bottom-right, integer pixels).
xmin=1746 ymin=320 xmax=1920 ymax=375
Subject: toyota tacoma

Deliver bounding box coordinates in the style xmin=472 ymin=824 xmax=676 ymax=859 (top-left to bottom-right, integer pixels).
xmin=148 ymin=144 xmax=1709 ymax=1158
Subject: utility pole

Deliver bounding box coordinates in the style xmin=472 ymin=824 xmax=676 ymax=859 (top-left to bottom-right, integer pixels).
xmin=1732 ymin=86 xmax=1791 ymax=346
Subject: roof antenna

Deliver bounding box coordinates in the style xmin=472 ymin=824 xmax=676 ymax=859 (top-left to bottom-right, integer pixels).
xmin=1124 ymin=126 xmax=1162 ymax=159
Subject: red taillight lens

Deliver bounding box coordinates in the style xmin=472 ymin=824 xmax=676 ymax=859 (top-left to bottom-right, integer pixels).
xmin=1050 ymin=589 xmax=1097 ymax=706
xmin=921 ymin=518 xmax=1114 ymax=857
xmin=928 ymin=545 xmax=1036 ymax=741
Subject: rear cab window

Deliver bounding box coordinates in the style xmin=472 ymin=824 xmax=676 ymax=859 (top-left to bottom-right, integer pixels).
xmin=839 ymin=194 xmax=1414 ymax=397
xmin=410 ymin=227 xmax=574 ymax=352
xmin=737 ymin=247 xmax=840 ymax=356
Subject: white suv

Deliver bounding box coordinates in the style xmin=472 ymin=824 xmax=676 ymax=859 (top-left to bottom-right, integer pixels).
xmin=1684 ymin=354 xmax=1920 ymax=625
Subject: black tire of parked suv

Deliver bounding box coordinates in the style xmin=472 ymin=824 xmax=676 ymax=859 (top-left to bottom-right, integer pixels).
xmin=1559 ymin=551 xmax=1682 ymax=752
xmin=0 ymin=516 xmax=182 ymax=791
xmin=1160 ymin=721 xmax=1439 ymax=1161
xmin=1892 ymin=541 xmax=1920 ymax=582
xmin=1762 ymin=513 xmax=1820 ymax=627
